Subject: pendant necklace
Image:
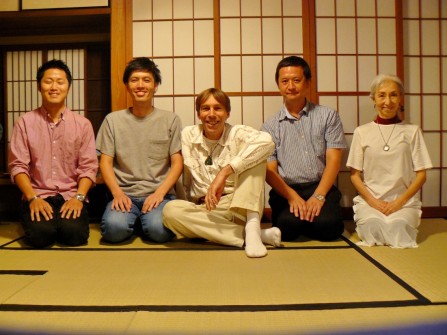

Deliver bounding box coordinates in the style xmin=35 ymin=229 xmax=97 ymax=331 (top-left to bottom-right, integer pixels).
xmin=205 ymin=143 xmax=219 ymax=165
xmin=377 ymin=123 xmax=396 ymax=152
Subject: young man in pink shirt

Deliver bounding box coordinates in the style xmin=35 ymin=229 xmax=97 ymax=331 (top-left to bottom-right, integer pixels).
xmin=9 ymin=59 xmax=98 ymax=248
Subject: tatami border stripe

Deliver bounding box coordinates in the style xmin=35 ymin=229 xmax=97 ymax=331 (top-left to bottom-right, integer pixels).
xmin=340 ymin=236 xmax=431 ymax=304
xmin=0 ymin=270 xmax=46 ymax=276
xmin=1 ymin=300 xmax=445 ymax=313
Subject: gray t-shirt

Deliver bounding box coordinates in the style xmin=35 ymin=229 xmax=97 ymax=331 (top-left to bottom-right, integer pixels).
xmin=96 ymin=108 xmax=182 ymax=197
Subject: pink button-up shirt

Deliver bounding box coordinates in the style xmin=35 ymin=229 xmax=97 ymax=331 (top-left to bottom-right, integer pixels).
xmin=8 ymin=107 xmax=98 ymax=200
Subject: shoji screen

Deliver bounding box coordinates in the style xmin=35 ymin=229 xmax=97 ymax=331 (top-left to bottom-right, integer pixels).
xmin=132 ymin=0 xmax=302 ymax=130
xmin=313 ymin=0 xmax=401 ymax=207
xmin=5 ymin=49 xmax=85 ymax=144
xmin=403 ymin=0 xmax=446 ymax=208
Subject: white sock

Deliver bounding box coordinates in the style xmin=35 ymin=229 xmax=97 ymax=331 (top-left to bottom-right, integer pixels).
xmin=245 ymin=211 xmax=267 ymax=258
xmin=261 ymin=227 xmax=281 ymax=247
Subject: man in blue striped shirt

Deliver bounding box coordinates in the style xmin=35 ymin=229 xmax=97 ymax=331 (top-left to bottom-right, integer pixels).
xmin=261 ymin=56 xmax=346 ymax=242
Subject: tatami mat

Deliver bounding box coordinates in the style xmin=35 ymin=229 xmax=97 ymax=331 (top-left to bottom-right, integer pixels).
xmin=1 ymin=218 xmax=446 ymax=334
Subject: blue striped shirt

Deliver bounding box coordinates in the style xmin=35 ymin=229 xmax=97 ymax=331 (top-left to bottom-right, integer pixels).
xmin=261 ymin=101 xmax=346 ymax=185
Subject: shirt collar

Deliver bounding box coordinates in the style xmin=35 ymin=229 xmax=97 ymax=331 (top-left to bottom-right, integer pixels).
xmin=40 ymin=106 xmax=67 ymax=124
xmin=192 ymin=123 xmax=229 ymax=147
xmin=279 ymin=100 xmax=310 ymax=121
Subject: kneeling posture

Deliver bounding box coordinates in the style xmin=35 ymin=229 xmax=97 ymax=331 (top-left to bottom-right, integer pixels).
xmin=163 ymin=88 xmax=281 ymax=257
xmin=347 ymin=74 xmax=432 ymax=248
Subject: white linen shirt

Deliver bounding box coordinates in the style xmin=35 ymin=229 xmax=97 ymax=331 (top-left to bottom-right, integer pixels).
xmin=182 ymin=123 xmax=274 ymax=203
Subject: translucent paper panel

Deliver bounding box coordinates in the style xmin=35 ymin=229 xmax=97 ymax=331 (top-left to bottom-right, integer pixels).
xmin=359 ymin=95 xmax=375 ymax=125
xmin=337 ymin=19 xmax=356 ymax=54
xmin=283 ymin=0 xmax=301 ymax=15
xmin=194 ymin=20 xmax=214 ymax=55
xmin=422 ymin=96 xmax=441 ymax=131
xmin=358 ymin=56 xmax=377 ymax=92
xmin=404 ymin=57 xmax=421 ymax=94
xmin=263 ymin=96 xmax=283 ymax=122
xmin=155 ymin=58 xmax=173 ymax=95
xmin=377 ymin=0 xmax=395 ymax=17
xmin=318 ymin=96 xmax=338 ymax=112
xmin=421 ymin=0 xmax=440 ymax=18
xmin=378 ymin=56 xmax=397 ymax=76
xmin=315 ymin=0 xmax=334 ymax=16
xmin=356 ymin=0 xmax=375 ymax=17
xmin=338 ymin=56 xmax=357 ymax=92
xmin=423 ymin=169 xmax=440 ymax=206
xmin=241 ymin=18 xmax=261 ymax=54
xmin=194 ymin=0 xmax=213 ymax=18
xmin=153 ymin=0 xmax=172 ymax=19
xmin=242 ymin=96 xmax=263 ymax=130
xmin=221 ymin=56 xmax=241 ymax=92
xmin=263 ymin=55 xmax=283 ymax=92
xmin=241 ymin=0 xmax=260 ymax=16
xmin=336 ymin=0 xmax=355 ymax=16
xmin=242 ymin=56 xmax=262 ymax=92
xmin=284 ymin=18 xmax=303 ymax=54
xmin=262 ymin=0 xmax=282 ymax=16
xmin=229 ymin=96 xmax=242 ymax=125
xmin=220 ymin=19 xmax=241 ymax=54
xmin=220 ymin=0 xmax=239 ymax=16
xmin=444 ymin=134 xmax=447 ymax=168
xmin=133 ymin=22 xmax=152 ymax=57
xmin=422 ymin=58 xmax=441 ymax=93
xmin=174 ymin=97 xmax=195 ymax=127
xmin=316 ymin=19 xmax=335 ymax=54
xmin=338 ymin=96 xmax=358 ymax=133
xmin=173 ymin=0 xmax=193 ymax=19
xmin=424 ymin=132 xmax=441 ymax=167
xmin=357 ymin=19 xmax=376 ymax=54
xmin=443 ymin=22 xmax=447 ymax=55
xmin=154 ymin=97 xmax=174 ymax=114
xmin=422 ymin=20 xmax=440 ymax=56
xmin=262 ymin=18 xmax=282 ymax=54
xmin=317 ymin=56 xmax=337 ymax=92
xmin=405 ymin=95 xmax=421 ymax=125
xmin=174 ymin=58 xmax=194 ymax=94
xmin=442 ymin=169 xmax=447 ymax=206
xmin=403 ymin=20 xmax=420 ymax=56
xmin=443 ymin=58 xmax=447 ymax=93
xmin=194 ymin=57 xmax=214 ymax=93
xmin=174 ymin=21 xmax=193 ymax=56
xmin=133 ymin=0 xmax=152 ymax=20
xmin=444 ymin=96 xmax=447 ymax=130
xmin=153 ymin=21 xmax=173 ymax=56
xmin=403 ymin=0 xmax=419 ymax=18
xmin=377 ymin=19 xmax=396 ymax=54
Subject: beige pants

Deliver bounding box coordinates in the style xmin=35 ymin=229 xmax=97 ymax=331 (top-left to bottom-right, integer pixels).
xmin=162 ymin=162 xmax=266 ymax=247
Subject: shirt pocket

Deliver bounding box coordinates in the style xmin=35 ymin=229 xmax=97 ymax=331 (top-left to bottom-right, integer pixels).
xmin=147 ymin=139 xmax=170 ymax=161
xmin=311 ymin=128 xmax=326 ymax=158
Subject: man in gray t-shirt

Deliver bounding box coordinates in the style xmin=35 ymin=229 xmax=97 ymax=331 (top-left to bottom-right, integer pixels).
xmin=96 ymin=57 xmax=182 ymax=243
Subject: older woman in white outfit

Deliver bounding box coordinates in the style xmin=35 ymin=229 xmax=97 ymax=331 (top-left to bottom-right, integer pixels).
xmin=346 ymin=74 xmax=432 ymax=248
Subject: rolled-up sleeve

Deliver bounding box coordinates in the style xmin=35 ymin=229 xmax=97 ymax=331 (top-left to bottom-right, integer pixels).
xmin=228 ymin=125 xmax=274 ymax=174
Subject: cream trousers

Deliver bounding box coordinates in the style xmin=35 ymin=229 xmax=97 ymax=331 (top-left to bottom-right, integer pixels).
xmin=162 ymin=162 xmax=266 ymax=247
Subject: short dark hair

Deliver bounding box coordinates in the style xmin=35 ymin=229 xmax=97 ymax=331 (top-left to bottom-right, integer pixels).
xmin=36 ymin=59 xmax=72 ymax=88
xmin=123 ymin=57 xmax=162 ymax=85
xmin=195 ymin=88 xmax=231 ymax=114
xmin=275 ymin=56 xmax=311 ymax=84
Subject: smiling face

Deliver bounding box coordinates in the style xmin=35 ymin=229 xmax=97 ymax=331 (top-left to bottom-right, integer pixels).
xmin=126 ymin=70 xmax=158 ymax=104
xmin=198 ymin=95 xmax=230 ymax=140
xmin=373 ymin=80 xmax=402 ymax=119
xmin=39 ymin=68 xmax=69 ymax=107
xmin=277 ymin=66 xmax=310 ymax=109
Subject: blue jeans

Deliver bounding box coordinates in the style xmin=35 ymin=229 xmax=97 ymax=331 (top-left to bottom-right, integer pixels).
xmin=101 ymin=194 xmax=175 ymax=243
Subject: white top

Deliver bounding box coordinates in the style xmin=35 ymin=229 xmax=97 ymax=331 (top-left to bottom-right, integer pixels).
xmin=346 ymin=121 xmax=432 ymax=208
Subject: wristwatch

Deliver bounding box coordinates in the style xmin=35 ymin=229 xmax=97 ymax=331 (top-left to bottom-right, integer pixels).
xmin=75 ymin=194 xmax=86 ymax=202
xmin=312 ymin=193 xmax=325 ymax=202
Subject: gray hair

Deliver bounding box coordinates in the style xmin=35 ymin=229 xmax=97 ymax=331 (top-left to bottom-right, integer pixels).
xmin=369 ymin=74 xmax=404 ymax=99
